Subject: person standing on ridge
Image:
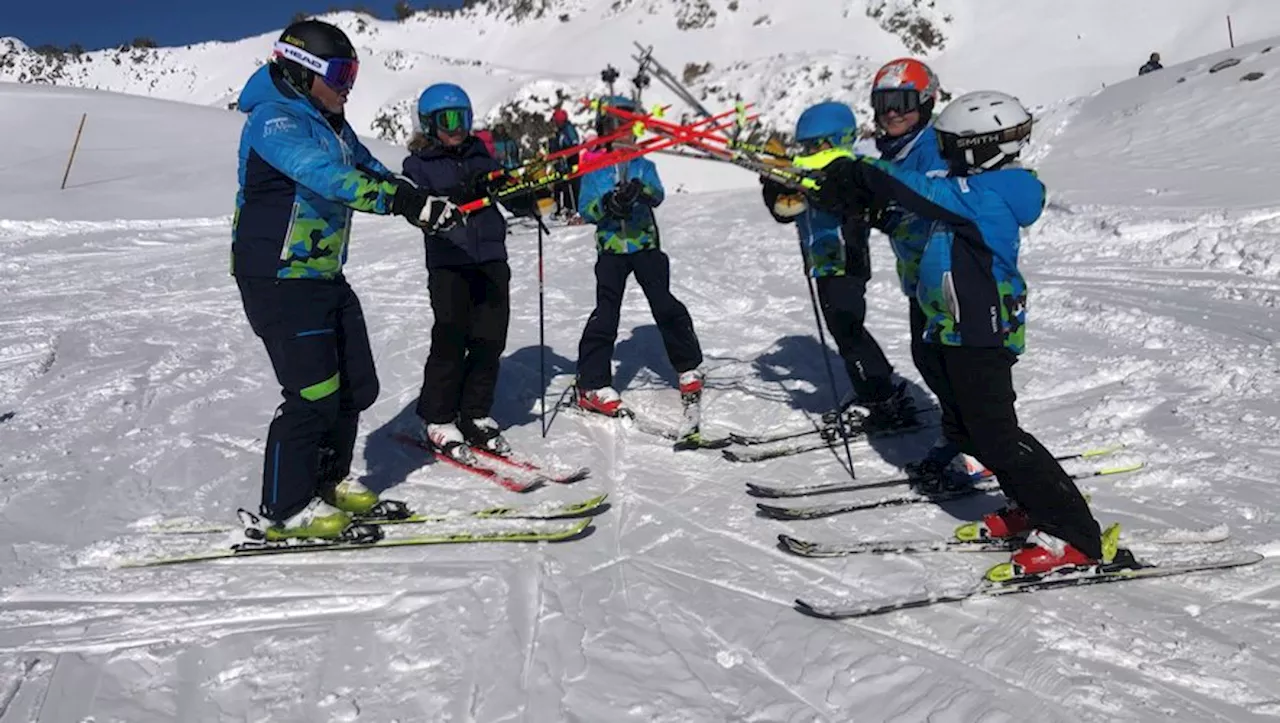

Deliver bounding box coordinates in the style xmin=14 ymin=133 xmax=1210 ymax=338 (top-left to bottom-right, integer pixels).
xmin=810 ymin=90 xmax=1113 ymax=580
xmin=1139 ymin=52 xmax=1163 ymax=75
xmin=759 ymin=101 xmax=915 ymax=434
xmin=232 ymin=19 xmax=457 ymax=540
xmin=403 ymin=82 xmax=534 ymax=463
xmin=572 ymin=95 xmax=705 ymax=444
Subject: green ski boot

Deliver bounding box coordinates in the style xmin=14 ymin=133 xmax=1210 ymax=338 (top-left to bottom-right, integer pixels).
xmin=323 ymin=478 xmax=381 ymax=515
xmin=264 ymin=498 xmax=352 ymax=541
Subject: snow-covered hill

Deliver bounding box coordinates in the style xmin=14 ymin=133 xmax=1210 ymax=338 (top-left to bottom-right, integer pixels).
xmin=3 ymin=8 xmax=1280 ymax=722
xmin=6 ymin=0 xmax=1280 ymax=157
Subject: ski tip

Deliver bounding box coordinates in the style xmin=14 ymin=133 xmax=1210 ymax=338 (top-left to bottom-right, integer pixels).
xmin=557 ymin=517 xmax=595 ymax=540
xmin=1099 ymin=461 xmax=1146 ymax=476
xmin=1081 ymin=443 xmax=1126 ymax=458
xmin=744 ymin=483 xmax=777 ymax=498
xmin=504 ymin=478 xmax=544 ymax=493
xmin=567 ymin=494 xmax=610 ymax=517
xmin=722 ymin=450 xmax=744 ymax=462
xmin=793 ymin=599 xmax=838 ymax=619
xmin=756 ymin=503 xmax=794 ymax=520
xmin=557 ymin=467 xmax=592 ymax=484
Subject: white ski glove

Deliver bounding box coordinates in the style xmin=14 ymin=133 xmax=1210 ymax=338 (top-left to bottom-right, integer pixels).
xmin=419 ymin=196 xmax=464 ymax=233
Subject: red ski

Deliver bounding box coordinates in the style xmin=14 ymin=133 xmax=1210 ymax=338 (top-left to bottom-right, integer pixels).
xmin=394 ymin=433 xmax=589 ymax=490
xmin=468 ymin=445 xmax=591 ymax=485
xmin=394 ymin=433 xmax=540 ymax=493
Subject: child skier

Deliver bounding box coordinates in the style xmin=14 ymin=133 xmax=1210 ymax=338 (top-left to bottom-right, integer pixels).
xmin=760 ymin=101 xmax=914 ymax=432
xmin=864 ymin=57 xmax=973 ymax=481
xmin=232 ymin=20 xmax=454 ymax=540
xmin=809 ymin=90 xmax=1114 ymax=579
xmin=573 ymin=96 xmax=705 ymax=437
xmin=403 ymin=82 xmax=533 ymax=462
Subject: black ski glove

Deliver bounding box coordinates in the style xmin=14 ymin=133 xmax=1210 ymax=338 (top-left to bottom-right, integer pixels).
xmin=602 ymin=179 xmax=643 ymax=219
xmin=628 ymin=178 xmax=659 ymax=207
xmin=809 ymin=157 xmax=868 ymax=216
xmin=390 ymin=180 xmax=428 ymax=220
xmin=760 ymin=176 xmax=805 ymax=222
xmin=463 ymin=169 xmax=511 ymax=202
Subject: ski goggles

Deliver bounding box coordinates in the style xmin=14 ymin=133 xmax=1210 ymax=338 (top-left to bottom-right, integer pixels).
xmin=421 ymin=107 xmax=473 ymax=133
xmin=273 ymin=41 xmax=359 ymax=92
xmin=936 ymin=118 xmax=1034 ymax=159
xmin=871 ymin=88 xmax=923 ymax=117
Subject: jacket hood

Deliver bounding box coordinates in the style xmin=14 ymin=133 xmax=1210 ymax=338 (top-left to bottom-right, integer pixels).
xmin=980 ymin=168 xmax=1045 ymax=228
xmin=238 ymin=65 xmax=315 ymax=116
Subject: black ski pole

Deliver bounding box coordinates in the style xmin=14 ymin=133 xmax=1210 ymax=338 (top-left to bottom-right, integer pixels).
xmin=536 ymin=214 xmax=551 ymax=437
xmin=804 ymin=271 xmax=855 ymax=477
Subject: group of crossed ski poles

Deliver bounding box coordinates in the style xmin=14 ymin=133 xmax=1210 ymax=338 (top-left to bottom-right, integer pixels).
xmin=455 ymin=44 xmax=855 ymax=465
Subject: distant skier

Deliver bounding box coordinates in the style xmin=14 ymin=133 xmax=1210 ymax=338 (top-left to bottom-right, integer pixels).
xmin=759 ymin=101 xmax=914 ymax=432
xmin=403 ymin=82 xmax=534 ymax=463
xmin=549 ymin=108 xmax=582 ymax=218
xmin=572 ymin=96 xmax=705 ymax=439
xmin=492 ymin=124 xmax=521 ymax=171
xmin=809 ymin=90 xmax=1114 ymax=579
xmin=232 ymin=20 xmax=453 ymax=540
xmin=1139 ymin=52 xmax=1163 ymax=75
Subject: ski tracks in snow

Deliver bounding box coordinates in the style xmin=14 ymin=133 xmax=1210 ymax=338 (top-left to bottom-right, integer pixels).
xmin=3 ymin=192 xmax=1280 ymax=720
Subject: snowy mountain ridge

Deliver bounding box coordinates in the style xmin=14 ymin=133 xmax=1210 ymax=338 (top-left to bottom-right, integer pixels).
xmin=5 ymin=0 xmax=1278 ymax=150
xmin=3 ymin=7 xmax=1280 ymax=720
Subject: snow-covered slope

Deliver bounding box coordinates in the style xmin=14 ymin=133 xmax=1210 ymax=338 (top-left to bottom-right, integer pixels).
xmin=3 ymin=23 xmax=1280 ymax=723
xmin=1041 ymin=35 xmax=1280 ymax=210
xmin=6 ymin=0 xmax=1280 ymax=159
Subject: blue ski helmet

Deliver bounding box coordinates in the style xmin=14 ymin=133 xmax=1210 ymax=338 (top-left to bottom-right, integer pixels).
xmin=596 ymin=95 xmax=639 ymax=136
xmin=418 ymin=83 xmax=473 ymax=134
xmin=795 ymin=101 xmax=857 ymax=148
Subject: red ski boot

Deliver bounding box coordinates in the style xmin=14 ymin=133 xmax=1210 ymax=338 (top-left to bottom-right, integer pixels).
xmin=954 ymin=504 xmax=1031 ymax=542
xmin=576 ymin=386 xmax=626 ymax=417
xmin=985 ymin=524 xmax=1121 ymax=582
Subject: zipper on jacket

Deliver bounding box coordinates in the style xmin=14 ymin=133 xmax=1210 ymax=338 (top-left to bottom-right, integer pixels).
xmin=279 ymin=202 xmax=300 ymax=260
xmin=942 ymin=270 xmax=960 ymax=323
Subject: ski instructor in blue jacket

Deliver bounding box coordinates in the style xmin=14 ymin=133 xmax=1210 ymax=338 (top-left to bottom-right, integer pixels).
xmin=231 ymin=19 xmax=461 ymax=541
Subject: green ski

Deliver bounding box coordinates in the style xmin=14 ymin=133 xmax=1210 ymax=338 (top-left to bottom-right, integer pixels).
xmin=120 ymin=518 xmax=593 ymax=568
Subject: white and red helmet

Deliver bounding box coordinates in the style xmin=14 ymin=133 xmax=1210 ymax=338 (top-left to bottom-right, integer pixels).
xmin=871 ymin=58 xmax=940 ymax=123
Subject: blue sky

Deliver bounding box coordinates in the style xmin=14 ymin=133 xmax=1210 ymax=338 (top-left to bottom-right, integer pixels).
xmin=5 ymin=0 xmax=466 ymax=50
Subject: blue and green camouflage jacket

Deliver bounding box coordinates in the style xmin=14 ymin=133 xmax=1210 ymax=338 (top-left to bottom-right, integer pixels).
xmin=579 ymin=156 xmax=665 ymax=254
xmin=232 ymin=64 xmax=400 ymax=279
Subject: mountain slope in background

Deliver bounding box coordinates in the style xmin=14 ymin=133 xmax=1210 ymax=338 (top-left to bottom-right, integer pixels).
xmin=4 ymin=0 xmax=1280 ymax=152
xmin=2 ymin=6 xmax=1280 ymax=721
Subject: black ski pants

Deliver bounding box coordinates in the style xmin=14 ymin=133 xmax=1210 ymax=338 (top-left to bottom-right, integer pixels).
xmin=577 ymin=249 xmax=702 ymax=390
xmin=237 ymin=277 xmax=379 ymax=521
xmin=816 ymin=274 xmax=895 ymax=403
xmin=417 ymin=261 xmax=511 ymax=424
xmin=910 ymin=321 xmax=1101 ymax=558
xmin=556 ymin=177 xmax=582 ymax=215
